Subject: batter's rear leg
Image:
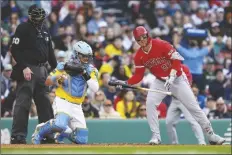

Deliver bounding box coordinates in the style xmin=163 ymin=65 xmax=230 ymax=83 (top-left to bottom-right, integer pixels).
xmin=178 ymin=103 xmax=206 ymax=145
xmin=172 ymin=79 xmax=225 ymax=145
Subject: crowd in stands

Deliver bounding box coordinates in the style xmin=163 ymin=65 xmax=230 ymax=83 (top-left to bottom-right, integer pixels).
xmin=1 ymin=0 xmax=231 ymax=120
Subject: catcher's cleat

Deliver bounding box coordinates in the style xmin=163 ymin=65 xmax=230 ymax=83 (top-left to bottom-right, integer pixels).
xmin=54 ymin=132 xmax=65 ymax=144
xmin=31 ymin=123 xmax=45 ymax=144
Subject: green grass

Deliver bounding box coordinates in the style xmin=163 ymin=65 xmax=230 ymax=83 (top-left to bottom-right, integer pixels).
xmin=2 ymin=145 xmax=231 ymax=154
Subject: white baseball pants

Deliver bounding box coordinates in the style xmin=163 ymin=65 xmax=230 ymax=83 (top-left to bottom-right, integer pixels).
xmin=146 ymin=74 xmax=214 ymax=142
xmin=166 ymin=98 xmax=206 ymax=144
xmin=52 ymin=97 xmax=86 ymax=130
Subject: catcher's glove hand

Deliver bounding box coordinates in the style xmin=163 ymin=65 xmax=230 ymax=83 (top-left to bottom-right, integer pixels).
xmin=64 ymin=62 xmax=84 ymax=76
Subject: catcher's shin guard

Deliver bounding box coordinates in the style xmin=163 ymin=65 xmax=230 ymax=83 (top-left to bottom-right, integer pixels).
xmin=69 ymin=128 xmax=88 ymax=144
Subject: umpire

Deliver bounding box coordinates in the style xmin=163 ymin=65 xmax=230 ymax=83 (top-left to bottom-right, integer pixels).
xmin=10 ymin=4 xmax=57 ymax=144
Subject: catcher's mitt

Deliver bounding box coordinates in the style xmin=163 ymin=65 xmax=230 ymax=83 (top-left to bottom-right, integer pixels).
xmin=64 ymin=62 xmax=84 ymax=76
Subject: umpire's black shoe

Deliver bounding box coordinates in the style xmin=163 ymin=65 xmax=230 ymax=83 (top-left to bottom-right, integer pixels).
xmin=41 ymin=136 xmax=55 ymax=144
xmin=10 ymin=135 xmax=27 ymax=144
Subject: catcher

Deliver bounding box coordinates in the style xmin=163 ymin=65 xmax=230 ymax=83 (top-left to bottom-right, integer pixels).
xmin=31 ymin=41 xmax=99 ymax=144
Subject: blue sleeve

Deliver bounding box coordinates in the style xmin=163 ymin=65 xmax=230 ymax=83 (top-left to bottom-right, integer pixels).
xmin=177 ymin=46 xmax=208 ymax=59
xmin=198 ymin=95 xmax=206 ymax=109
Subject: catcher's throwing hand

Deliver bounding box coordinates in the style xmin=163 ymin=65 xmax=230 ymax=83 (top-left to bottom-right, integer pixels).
xmin=64 ymin=62 xmax=85 ymax=76
xmin=57 ymin=74 xmax=67 ymax=84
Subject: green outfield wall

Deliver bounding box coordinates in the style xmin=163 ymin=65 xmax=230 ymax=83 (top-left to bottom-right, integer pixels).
xmin=1 ymin=118 xmax=230 ymax=144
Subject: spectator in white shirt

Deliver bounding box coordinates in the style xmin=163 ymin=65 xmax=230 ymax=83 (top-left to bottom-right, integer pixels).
xmin=99 ymin=99 xmax=122 ymax=119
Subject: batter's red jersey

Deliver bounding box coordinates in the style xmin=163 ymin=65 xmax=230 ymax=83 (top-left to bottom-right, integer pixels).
xmin=127 ymin=39 xmax=182 ymax=85
xmin=181 ymin=64 xmax=192 ymax=86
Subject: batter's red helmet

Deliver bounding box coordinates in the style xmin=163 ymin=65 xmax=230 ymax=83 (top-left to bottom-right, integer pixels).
xmin=133 ymin=26 xmax=148 ymax=39
xmin=133 ymin=26 xmax=151 ymax=44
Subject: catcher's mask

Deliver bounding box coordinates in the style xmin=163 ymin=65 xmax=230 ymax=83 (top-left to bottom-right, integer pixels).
xmin=28 ymin=4 xmax=46 ymax=26
xmin=73 ymin=41 xmax=93 ymax=64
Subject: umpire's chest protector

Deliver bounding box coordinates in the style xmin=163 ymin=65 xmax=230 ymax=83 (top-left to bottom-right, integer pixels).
xmin=19 ymin=22 xmax=50 ymax=52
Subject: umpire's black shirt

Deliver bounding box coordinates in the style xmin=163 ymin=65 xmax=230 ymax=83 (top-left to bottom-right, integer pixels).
xmin=10 ymin=20 xmax=57 ymax=80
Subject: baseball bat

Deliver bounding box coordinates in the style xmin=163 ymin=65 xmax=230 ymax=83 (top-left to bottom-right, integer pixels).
xmin=108 ymin=80 xmax=172 ymax=96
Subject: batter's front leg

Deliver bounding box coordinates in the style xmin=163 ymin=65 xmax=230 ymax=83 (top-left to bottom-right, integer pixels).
xmin=146 ymin=80 xmax=166 ymax=144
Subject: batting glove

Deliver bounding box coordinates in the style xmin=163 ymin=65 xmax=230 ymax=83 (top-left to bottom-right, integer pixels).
xmin=164 ymin=69 xmax=177 ymax=91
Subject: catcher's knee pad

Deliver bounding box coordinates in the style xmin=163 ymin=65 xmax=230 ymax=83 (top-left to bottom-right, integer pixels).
xmin=54 ymin=113 xmax=71 ymax=132
xmin=72 ymin=128 xmax=88 ymax=144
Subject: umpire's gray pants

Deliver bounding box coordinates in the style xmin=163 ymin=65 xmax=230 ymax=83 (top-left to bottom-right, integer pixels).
xmin=11 ymin=65 xmax=54 ymax=138
xmin=166 ymin=98 xmax=206 ymax=144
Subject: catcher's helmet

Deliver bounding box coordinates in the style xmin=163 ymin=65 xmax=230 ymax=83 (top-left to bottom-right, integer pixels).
xmin=73 ymin=41 xmax=93 ymax=64
xmin=28 ymin=4 xmax=46 ymax=26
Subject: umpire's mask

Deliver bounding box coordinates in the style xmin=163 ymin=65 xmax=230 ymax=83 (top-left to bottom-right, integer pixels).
xmin=28 ymin=4 xmax=46 ymax=27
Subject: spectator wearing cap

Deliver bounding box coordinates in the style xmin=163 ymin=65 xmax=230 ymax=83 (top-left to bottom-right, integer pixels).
xmin=203 ymin=96 xmax=216 ymax=116
xmin=87 ymin=7 xmax=105 ymax=34
xmin=105 ymin=13 xmax=121 ymax=37
xmin=210 ymin=22 xmax=227 ymax=44
xmin=99 ymin=99 xmax=122 ymax=119
xmin=209 ymin=69 xmax=227 ymax=100
xmin=1 ymin=64 xmax=13 ymax=101
xmin=207 ymin=97 xmax=231 ymax=119
xmin=203 ymin=58 xmax=216 ymax=86
xmin=97 ymin=21 xmax=108 ymax=43
xmin=56 ymin=50 xmax=66 ymax=63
